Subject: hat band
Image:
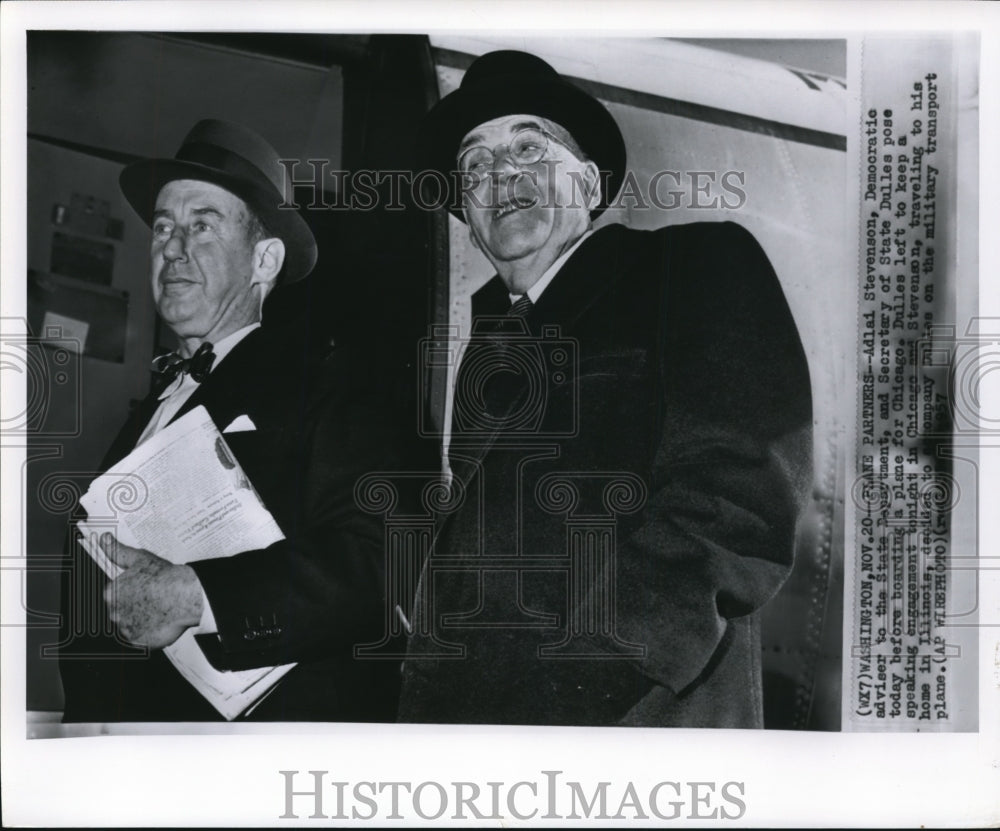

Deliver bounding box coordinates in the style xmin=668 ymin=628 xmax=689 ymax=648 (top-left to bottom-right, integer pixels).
xmin=175 ymin=141 xmax=284 ymax=206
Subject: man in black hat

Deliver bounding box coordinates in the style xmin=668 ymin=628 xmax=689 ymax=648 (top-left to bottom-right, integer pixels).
xmin=58 ymin=120 xmax=404 ymax=722
xmin=399 ymin=51 xmax=813 ymax=727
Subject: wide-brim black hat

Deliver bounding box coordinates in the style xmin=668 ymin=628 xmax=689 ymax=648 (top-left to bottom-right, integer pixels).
xmin=119 ymin=119 xmax=317 ymax=283
xmin=419 ymin=50 xmax=626 ymax=221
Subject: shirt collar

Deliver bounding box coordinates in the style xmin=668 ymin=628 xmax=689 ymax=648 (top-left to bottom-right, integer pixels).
xmin=509 ymin=228 xmax=595 ymax=305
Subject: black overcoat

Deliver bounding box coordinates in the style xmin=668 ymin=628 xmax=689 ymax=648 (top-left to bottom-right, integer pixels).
xmin=399 ymin=221 xmax=813 ymax=727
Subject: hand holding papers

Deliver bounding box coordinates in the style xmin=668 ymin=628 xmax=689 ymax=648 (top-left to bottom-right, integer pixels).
xmin=97 ymin=533 xmax=203 ymax=649
xmin=76 ymin=405 xmax=295 ymax=720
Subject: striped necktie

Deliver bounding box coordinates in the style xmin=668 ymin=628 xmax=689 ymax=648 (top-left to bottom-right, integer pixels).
xmin=507 ymin=294 xmax=533 ymax=317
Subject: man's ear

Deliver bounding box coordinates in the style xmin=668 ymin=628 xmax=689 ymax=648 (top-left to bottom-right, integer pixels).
xmin=250 ymin=237 xmax=285 ymax=288
xmin=581 ymin=161 xmax=601 ymax=212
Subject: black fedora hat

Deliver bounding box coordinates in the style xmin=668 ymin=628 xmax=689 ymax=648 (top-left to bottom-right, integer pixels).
xmin=119 ymin=119 xmax=317 ymax=283
xmin=419 ymin=50 xmax=626 ymax=221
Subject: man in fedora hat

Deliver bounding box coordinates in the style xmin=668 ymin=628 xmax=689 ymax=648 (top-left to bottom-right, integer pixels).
xmin=58 ymin=120 xmax=405 ymax=722
xmin=398 ymin=51 xmax=813 ymax=727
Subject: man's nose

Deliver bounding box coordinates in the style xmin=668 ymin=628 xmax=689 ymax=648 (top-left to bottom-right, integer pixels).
xmin=490 ymin=143 xmax=519 ymax=174
xmin=162 ymin=229 xmax=187 ymax=261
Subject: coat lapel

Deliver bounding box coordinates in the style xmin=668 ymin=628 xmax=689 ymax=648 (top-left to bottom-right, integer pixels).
xmin=100 ymin=392 xmax=162 ymax=469
xmin=470 ymin=274 xmax=510 ymax=318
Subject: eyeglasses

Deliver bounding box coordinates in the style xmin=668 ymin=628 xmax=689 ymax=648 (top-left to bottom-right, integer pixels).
xmin=457 ymin=127 xmax=572 ymax=176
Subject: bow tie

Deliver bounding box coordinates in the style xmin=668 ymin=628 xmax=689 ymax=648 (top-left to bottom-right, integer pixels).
xmin=151 ymin=342 xmax=216 ymax=387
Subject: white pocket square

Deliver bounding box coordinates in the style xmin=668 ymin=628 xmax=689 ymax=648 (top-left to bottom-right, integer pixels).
xmin=223 ymin=415 xmax=257 ymax=433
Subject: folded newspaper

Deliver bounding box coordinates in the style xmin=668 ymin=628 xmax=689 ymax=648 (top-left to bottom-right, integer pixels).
xmin=76 ymin=405 xmax=295 ymax=720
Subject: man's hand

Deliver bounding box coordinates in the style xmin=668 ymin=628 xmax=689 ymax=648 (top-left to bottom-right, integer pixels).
xmin=101 ymin=533 xmax=203 ymax=649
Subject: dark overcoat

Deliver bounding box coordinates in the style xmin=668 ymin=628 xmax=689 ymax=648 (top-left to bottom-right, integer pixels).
xmin=398 ymin=221 xmax=813 ymax=727
xmin=59 ymin=327 xmax=411 ymax=722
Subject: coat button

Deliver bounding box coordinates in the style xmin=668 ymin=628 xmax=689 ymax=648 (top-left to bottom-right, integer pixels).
xmin=244 ymin=629 xmax=259 ymax=641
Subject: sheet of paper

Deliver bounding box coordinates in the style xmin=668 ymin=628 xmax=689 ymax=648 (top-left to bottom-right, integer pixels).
xmin=78 ymin=405 xmax=284 ymax=569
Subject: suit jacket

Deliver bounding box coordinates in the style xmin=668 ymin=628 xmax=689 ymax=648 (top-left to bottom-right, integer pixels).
xmin=59 ymin=326 xmax=413 ymax=722
xmin=398 ymin=221 xmax=813 ymax=727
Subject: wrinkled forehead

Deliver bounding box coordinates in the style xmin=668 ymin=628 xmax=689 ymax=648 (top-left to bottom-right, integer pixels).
xmin=458 ymin=113 xmax=576 ymax=154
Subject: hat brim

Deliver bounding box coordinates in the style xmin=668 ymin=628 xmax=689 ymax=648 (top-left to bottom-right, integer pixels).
xmin=119 ymin=159 xmax=318 ymax=283
xmin=419 ymin=73 xmax=626 ymax=222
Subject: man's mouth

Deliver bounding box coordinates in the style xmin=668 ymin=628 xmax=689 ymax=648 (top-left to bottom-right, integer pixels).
xmin=159 ymin=275 xmax=197 ymax=292
xmin=159 ymin=266 xmax=196 ymax=287
xmin=488 ymin=170 xmax=540 ymax=221
xmin=493 ymin=197 xmax=537 ymax=221
xmin=495 ymin=202 xmax=521 ymax=220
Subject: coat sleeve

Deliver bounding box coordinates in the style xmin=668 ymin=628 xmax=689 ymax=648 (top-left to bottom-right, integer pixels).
xmin=188 ymin=352 xmax=426 ymax=670
xmin=613 ymin=221 xmax=813 ymax=696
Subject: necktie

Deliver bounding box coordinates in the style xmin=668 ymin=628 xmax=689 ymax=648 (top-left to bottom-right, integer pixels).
xmin=453 ymin=296 xmax=534 ymax=439
xmin=151 ymin=342 xmax=215 ymax=388
xmin=508 ymin=294 xmax=533 ymax=317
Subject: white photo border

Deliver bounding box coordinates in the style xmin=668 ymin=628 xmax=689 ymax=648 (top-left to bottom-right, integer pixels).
xmin=2 ymin=1 xmax=998 ymax=827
